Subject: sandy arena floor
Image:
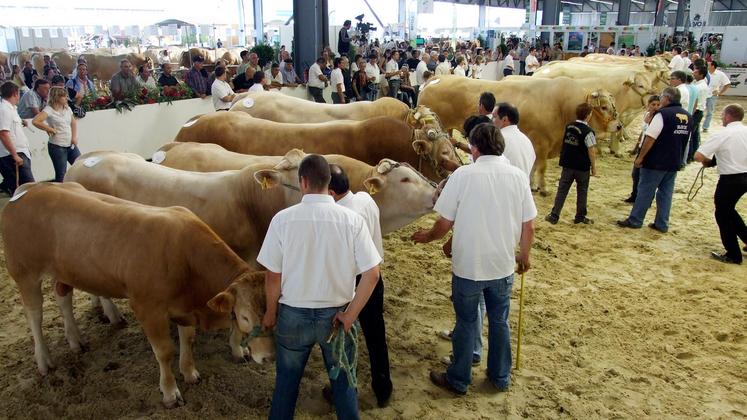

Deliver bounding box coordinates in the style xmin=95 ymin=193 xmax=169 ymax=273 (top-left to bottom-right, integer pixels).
xmin=0 ymin=99 xmax=745 ymax=420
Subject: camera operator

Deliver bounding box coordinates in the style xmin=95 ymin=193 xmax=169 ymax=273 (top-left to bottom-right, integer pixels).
xmin=338 ymin=20 xmax=353 ymax=57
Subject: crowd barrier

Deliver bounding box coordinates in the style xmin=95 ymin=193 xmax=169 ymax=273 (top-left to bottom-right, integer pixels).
xmin=22 ymin=86 xmax=328 ymax=181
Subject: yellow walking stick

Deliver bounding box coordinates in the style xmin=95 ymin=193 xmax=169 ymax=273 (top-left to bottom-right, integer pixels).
xmin=515 ymin=272 xmax=526 ymax=370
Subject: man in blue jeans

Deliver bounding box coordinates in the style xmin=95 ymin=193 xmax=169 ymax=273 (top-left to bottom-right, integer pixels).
xmin=413 ymin=123 xmax=536 ymax=394
xmin=618 ymin=87 xmax=692 ymax=233
xmin=257 ymin=154 xmax=381 ymax=420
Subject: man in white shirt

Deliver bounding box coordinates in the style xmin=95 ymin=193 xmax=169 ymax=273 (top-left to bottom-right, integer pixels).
xmin=385 ymin=51 xmax=401 ymax=100
xmin=210 ymin=67 xmax=235 ymax=111
xmin=415 ymin=53 xmax=429 ymax=87
xmin=689 ymin=66 xmax=710 ymax=161
xmin=494 ymin=103 xmax=537 ymax=178
xmin=364 ymin=54 xmax=381 ymax=101
xmin=327 ymin=164 xmax=392 ymax=407
xmin=606 ymin=42 xmax=616 ymax=55
xmin=266 ymin=63 xmax=284 ymax=89
xmin=502 ymin=51 xmax=515 ymax=78
xmin=0 ymin=82 xmax=35 ymax=195
xmin=682 ymin=51 xmax=692 ymax=70
xmin=412 ymin=123 xmax=536 ymax=395
xmin=307 ymin=57 xmax=328 ymax=103
xmin=258 ymin=154 xmax=381 ymax=419
xmin=668 ymin=46 xmax=685 ymax=72
xmin=703 ymin=61 xmax=732 ymax=132
xmin=435 ymin=54 xmax=451 ymax=76
xmin=670 ymin=71 xmax=690 ymax=116
xmin=694 ymin=103 xmax=747 ymax=264
xmin=525 ymin=47 xmax=540 ymax=76
xmin=330 ymin=57 xmax=347 ymax=104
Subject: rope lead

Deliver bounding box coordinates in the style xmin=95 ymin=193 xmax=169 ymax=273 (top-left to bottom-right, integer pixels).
xmin=327 ymin=323 xmax=359 ymax=389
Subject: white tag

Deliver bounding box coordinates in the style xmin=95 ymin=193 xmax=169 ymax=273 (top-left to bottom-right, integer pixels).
xmin=430 ymin=78 xmax=441 ymax=85
xmin=152 ymin=151 xmax=166 ymax=164
xmin=9 ymin=190 xmax=27 ymax=202
xmin=243 ymin=98 xmax=255 ymax=108
xmin=83 ymin=156 xmax=102 ymax=167
xmin=183 ymin=119 xmax=198 ymax=128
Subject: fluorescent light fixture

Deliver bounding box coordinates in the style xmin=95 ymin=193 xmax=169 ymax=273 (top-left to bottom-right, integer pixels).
xmin=667 ymin=0 xmax=679 ymax=3
xmin=631 ymin=0 xmax=645 ymax=4
xmin=589 ymin=0 xmax=614 ymax=5
xmin=561 ymin=0 xmax=582 ymax=5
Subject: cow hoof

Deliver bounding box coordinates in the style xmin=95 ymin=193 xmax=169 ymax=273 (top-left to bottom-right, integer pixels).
xmin=184 ymin=370 xmax=201 ymax=385
xmin=112 ymin=318 xmax=128 ymax=330
xmin=539 ymin=190 xmax=551 ymax=197
xmin=163 ymin=390 xmax=185 ymax=409
xmin=37 ymin=362 xmax=55 ymax=376
xmin=232 ymin=346 xmax=251 ymax=364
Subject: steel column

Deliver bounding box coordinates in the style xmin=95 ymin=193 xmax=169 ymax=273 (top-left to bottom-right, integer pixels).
xmin=253 ymin=0 xmax=263 ymax=44
xmin=617 ymin=0 xmax=632 ymax=25
xmin=293 ymin=0 xmax=327 ymax=80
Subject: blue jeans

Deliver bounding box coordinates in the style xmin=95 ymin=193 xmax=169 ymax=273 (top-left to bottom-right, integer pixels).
xmin=0 ymin=153 xmax=34 ymax=195
xmin=628 ymin=168 xmax=677 ymax=231
xmin=474 ymin=295 xmax=486 ymax=360
xmin=447 ymin=274 xmax=514 ymax=392
xmin=48 ymin=143 xmax=82 ymax=183
xmin=270 ymin=304 xmax=359 ymax=420
xmin=703 ymin=96 xmax=717 ymax=130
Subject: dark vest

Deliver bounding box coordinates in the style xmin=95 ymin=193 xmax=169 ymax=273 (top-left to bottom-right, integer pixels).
xmin=643 ymin=103 xmax=691 ymax=171
xmin=559 ymin=122 xmax=593 ymax=171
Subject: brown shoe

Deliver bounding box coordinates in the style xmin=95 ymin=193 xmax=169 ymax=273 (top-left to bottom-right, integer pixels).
xmin=429 ymin=371 xmax=466 ymax=395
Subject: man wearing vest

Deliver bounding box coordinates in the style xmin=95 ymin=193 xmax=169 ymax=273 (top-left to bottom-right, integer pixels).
xmin=545 ymin=103 xmax=598 ymax=225
xmin=618 ymin=87 xmax=692 ymax=233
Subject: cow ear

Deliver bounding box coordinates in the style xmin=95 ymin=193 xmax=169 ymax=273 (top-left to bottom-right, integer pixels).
xmin=275 ymin=149 xmax=305 ymax=170
xmin=207 ymin=287 xmax=236 ymax=313
xmin=623 ymin=76 xmax=635 ymax=86
xmin=363 ymin=176 xmax=385 ymax=196
xmin=412 ymin=139 xmax=433 ymax=155
xmin=254 ymin=170 xmax=281 ymax=189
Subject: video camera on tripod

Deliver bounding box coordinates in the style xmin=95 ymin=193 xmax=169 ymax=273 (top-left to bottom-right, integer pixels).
xmin=354 ymin=14 xmax=377 ymax=45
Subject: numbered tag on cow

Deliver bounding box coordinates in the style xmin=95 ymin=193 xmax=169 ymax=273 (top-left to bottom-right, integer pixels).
xmin=152 ymin=151 xmax=167 ymax=164
xmin=183 ymin=119 xmax=198 ymax=128
xmin=9 ymin=190 xmax=28 ymax=202
xmin=83 ymin=156 xmax=103 ymax=168
xmin=243 ymin=98 xmax=255 ymax=108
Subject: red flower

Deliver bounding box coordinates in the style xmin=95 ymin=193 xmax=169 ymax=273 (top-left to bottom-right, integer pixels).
xmin=147 ymin=99 xmax=156 ymax=104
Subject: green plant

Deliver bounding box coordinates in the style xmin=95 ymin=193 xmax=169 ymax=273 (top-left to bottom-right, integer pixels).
xmin=250 ymin=43 xmax=275 ymax=67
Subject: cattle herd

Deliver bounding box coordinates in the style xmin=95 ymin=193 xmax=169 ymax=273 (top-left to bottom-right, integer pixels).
xmin=1 ymin=51 xmax=674 ymax=408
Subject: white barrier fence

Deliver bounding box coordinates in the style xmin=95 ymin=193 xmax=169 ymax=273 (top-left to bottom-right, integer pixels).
xmin=23 ymin=86 xmax=326 ymax=181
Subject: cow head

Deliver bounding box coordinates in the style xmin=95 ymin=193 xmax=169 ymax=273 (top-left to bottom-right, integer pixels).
xmin=364 ymin=159 xmax=437 ymax=233
xmin=406 ymin=106 xmax=445 ymax=132
xmin=412 ymin=129 xmax=460 ymax=181
xmin=586 ymin=90 xmax=623 ymax=133
xmin=252 ymin=149 xmax=304 ymax=199
xmin=623 ymin=73 xmax=657 ymax=100
xmin=208 ymin=271 xmax=274 ymax=364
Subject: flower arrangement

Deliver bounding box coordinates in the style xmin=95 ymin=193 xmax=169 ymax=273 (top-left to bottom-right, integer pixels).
xmin=80 ymin=84 xmax=196 ymax=113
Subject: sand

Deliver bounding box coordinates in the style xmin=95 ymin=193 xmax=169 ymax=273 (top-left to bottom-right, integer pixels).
xmin=0 ymin=99 xmax=745 ymax=419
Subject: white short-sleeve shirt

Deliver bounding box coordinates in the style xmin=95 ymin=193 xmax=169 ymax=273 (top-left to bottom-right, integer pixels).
xmin=645 ymin=113 xmax=664 ymax=139
xmin=669 ymin=55 xmax=685 ymax=72
xmin=694 ymin=79 xmax=710 ymax=112
xmin=500 ymin=125 xmax=536 ymax=179
xmin=337 ymin=191 xmax=384 ymax=259
xmin=385 ymin=59 xmax=400 ymax=80
xmin=42 ymin=105 xmax=73 ymax=147
xmin=308 ymin=63 xmax=325 ymax=89
xmin=453 ymin=66 xmax=466 ymax=77
xmin=697 ymin=121 xmax=747 ymax=175
xmin=248 ymin=83 xmax=264 ymax=93
xmin=415 ymin=60 xmax=428 ymax=85
xmin=435 ymin=62 xmax=451 ymax=76
xmin=677 ymin=84 xmax=690 ymax=112
xmin=330 ymin=68 xmax=345 ymax=92
xmin=525 ymin=54 xmax=540 ymax=72
xmin=211 ymin=79 xmax=234 ymax=110
xmin=434 ymin=155 xmax=537 ymax=280
xmin=365 ymin=62 xmax=381 ymax=83
xmin=267 ymin=70 xmax=283 ymax=85
xmin=0 ymin=99 xmax=31 ymax=158
xmin=257 ymin=194 xmax=381 ymax=308
xmin=708 ymin=69 xmax=731 ymax=94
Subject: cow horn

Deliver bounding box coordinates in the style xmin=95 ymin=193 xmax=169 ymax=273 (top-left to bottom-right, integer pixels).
xmin=377 ymin=159 xmax=396 ymax=174
xmin=591 ymin=91 xmax=599 ymax=98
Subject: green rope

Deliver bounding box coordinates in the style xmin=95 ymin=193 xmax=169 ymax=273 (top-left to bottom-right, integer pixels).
xmin=327 ymin=324 xmax=359 ymax=389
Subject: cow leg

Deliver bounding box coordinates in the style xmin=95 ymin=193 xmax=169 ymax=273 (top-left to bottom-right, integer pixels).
xmin=135 ymin=308 xmax=184 ymax=408
xmin=229 ymin=323 xmax=251 ymax=362
xmin=535 ymin=158 xmax=550 ymax=197
xmin=18 ymin=277 xmax=54 ymax=375
xmin=610 ymin=131 xmax=623 ymax=157
xmin=177 ymin=325 xmax=200 ymax=384
xmin=100 ymin=298 xmax=126 ymax=328
xmin=54 ymin=281 xmax=85 ymax=353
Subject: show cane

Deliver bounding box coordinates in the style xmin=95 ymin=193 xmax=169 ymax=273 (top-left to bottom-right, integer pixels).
xmin=515 ymin=271 xmax=526 ymax=370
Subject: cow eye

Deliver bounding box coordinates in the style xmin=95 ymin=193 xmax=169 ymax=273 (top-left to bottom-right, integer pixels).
xmin=601 ymin=106 xmax=608 ymax=110
xmin=400 ymin=177 xmax=410 ymax=183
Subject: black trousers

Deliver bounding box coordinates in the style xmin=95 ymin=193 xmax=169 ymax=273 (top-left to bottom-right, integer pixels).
xmin=630 ymin=165 xmax=641 ymax=200
xmin=355 ymin=273 xmax=392 ymax=403
xmin=0 ymin=153 xmax=35 ymax=196
xmin=714 ymin=173 xmax=747 ymax=262
xmin=688 ymin=110 xmax=704 ymax=161
xmin=503 ymin=68 xmax=513 ymax=77
xmin=308 ymin=86 xmax=326 ymax=103
xmin=551 ymin=167 xmax=590 ymax=220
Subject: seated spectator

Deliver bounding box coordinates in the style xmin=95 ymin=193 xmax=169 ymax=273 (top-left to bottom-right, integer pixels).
xmin=185 ymin=56 xmax=210 ymax=98
xmin=158 ymin=63 xmax=179 ymax=87
xmin=22 ymin=61 xmax=38 ymax=90
xmin=232 ymin=66 xmax=256 ymax=93
xmin=9 ymin=65 xmax=26 ymax=93
xmin=110 ymin=59 xmax=141 ymax=100
xmin=43 ymin=67 xmax=58 ymax=82
xmin=70 ymin=56 xmax=87 ymax=80
xmin=267 ymin=63 xmax=283 ymax=89
xmin=280 ymin=59 xmax=303 ymax=86
xmin=210 ymin=66 xmax=235 ymax=111
xmin=65 ymin=63 xmax=96 ymax=106
xmin=208 ymin=59 xmax=228 ymax=87
xmin=157 ymin=49 xmax=170 ymax=66
xmin=17 ymin=79 xmax=50 ymax=119
xmin=236 ymin=50 xmax=250 ymax=76
xmin=50 ymin=75 xmax=65 ymax=88
xmin=137 ymin=65 xmax=158 ymax=90
xmin=32 ymin=86 xmax=80 ymax=182
xmin=248 ymin=71 xmax=267 ymax=93
xmin=247 ymin=52 xmax=262 ymax=74
xmin=42 ymin=54 xmax=58 ymax=76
